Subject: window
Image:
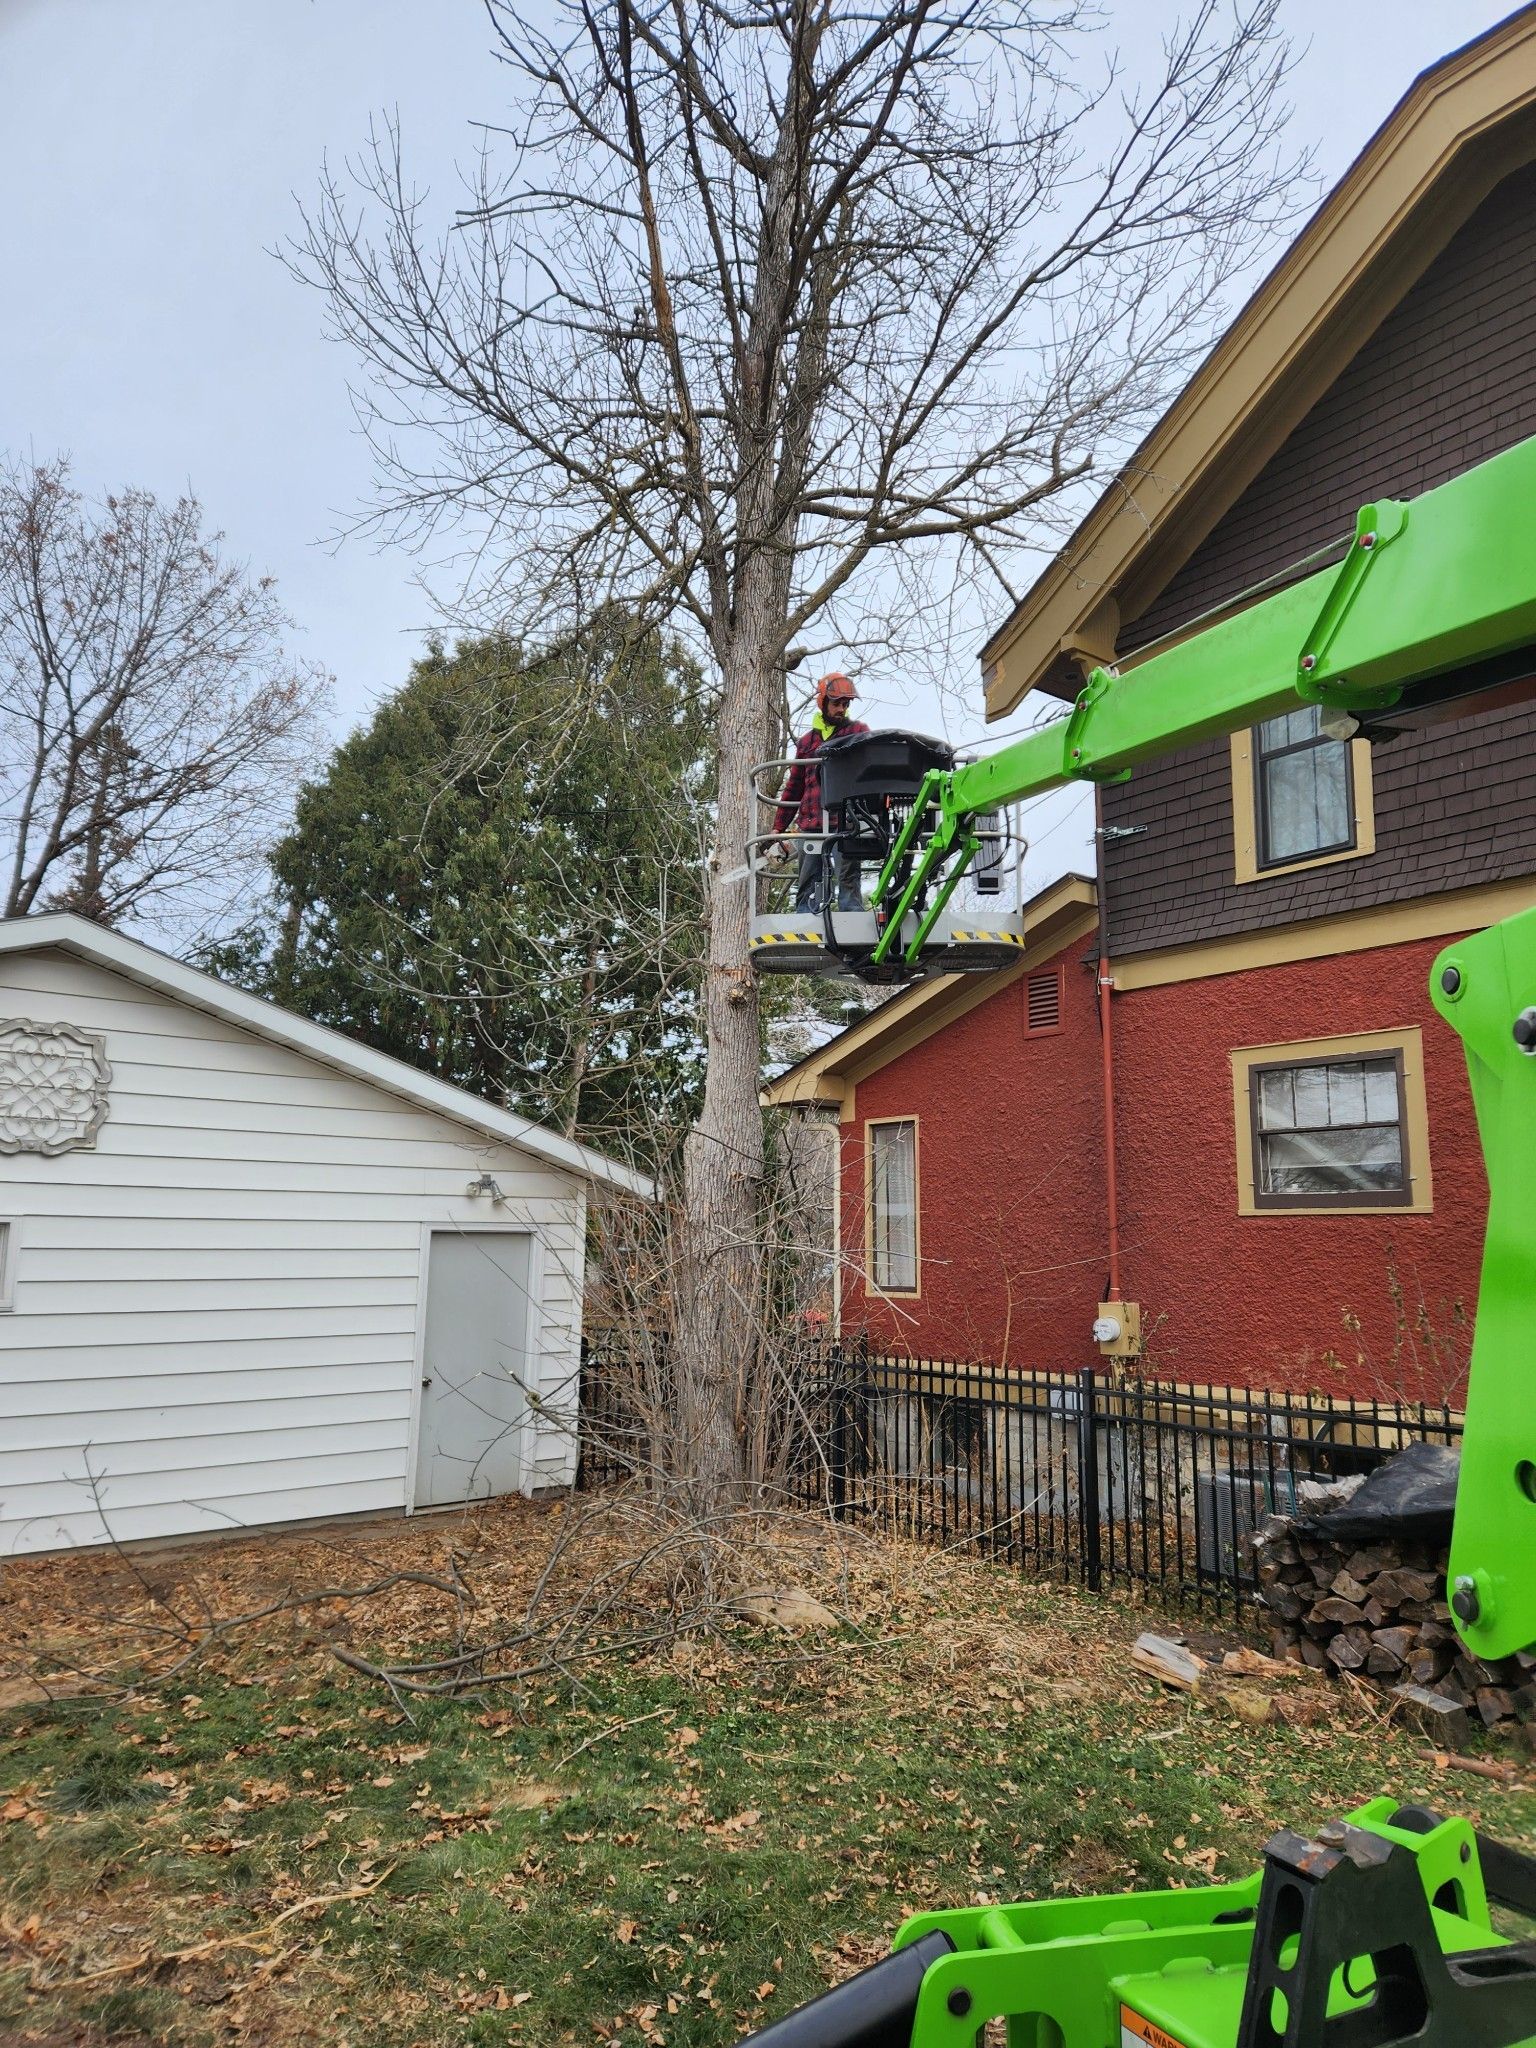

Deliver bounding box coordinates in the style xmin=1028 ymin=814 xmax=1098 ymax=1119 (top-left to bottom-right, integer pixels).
xmin=1025 ymin=966 xmax=1063 ymax=1035
xmin=1255 ymin=705 xmax=1354 ymax=866
xmin=1231 ymin=1029 xmax=1432 ymax=1217
xmin=1251 ymin=1054 xmax=1408 ymax=1208
xmin=868 ymin=1119 xmax=919 ymax=1293
xmin=1229 ymin=716 xmax=1374 ymax=884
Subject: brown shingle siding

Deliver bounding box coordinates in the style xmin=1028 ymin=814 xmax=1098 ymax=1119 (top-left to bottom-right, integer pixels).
xmin=1103 ymin=702 xmax=1536 ymax=956
xmin=1102 ymin=158 xmax=1536 ymax=957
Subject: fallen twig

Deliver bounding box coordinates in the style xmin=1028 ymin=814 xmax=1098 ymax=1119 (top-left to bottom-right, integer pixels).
xmin=555 ymin=1703 xmax=675 ymax=1769
xmin=1420 ymin=1748 xmax=1520 ymax=1782
xmin=60 ymin=1862 xmax=399 ymax=1987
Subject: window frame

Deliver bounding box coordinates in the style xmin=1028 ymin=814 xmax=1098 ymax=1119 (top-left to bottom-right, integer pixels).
xmin=1229 ymin=727 xmax=1375 ymax=886
xmin=1254 ymin=707 xmax=1357 ymax=869
xmin=1248 ymin=1049 xmax=1410 ymax=1212
xmin=865 ymin=1115 xmax=921 ymax=1298
xmin=0 ymin=1218 xmax=17 ymax=1310
xmin=1230 ymin=1028 xmax=1433 ymax=1218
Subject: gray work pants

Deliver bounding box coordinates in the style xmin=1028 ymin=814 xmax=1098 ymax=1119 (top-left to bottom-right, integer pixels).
xmin=794 ymin=844 xmax=863 ymax=913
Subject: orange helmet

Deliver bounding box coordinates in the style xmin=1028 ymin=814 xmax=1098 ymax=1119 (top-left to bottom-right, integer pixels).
xmin=816 ymin=671 xmax=857 ymax=716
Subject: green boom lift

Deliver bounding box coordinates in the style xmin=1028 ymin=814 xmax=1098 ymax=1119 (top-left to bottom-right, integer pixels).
xmin=741 ymin=429 xmax=1536 ymax=2048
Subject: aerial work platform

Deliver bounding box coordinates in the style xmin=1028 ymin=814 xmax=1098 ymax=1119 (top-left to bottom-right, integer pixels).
xmin=749 ymin=729 xmax=1026 ymax=982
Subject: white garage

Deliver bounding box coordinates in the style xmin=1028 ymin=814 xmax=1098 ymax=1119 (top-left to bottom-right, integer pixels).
xmin=0 ymin=914 xmax=651 ymax=1557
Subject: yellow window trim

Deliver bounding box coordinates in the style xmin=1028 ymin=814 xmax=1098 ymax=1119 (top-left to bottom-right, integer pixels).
xmin=1231 ymin=730 xmax=1375 ymax=885
xmin=1230 ymin=1025 xmax=1432 ymax=1218
xmin=864 ymin=1114 xmax=922 ymax=1300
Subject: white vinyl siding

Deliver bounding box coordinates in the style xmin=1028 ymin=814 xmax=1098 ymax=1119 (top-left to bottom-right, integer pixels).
xmin=0 ymin=947 xmax=589 ymax=1556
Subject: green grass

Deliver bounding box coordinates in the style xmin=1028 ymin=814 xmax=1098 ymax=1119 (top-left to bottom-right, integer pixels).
xmin=2 ymin=1569 xmax=1532 ymax=2047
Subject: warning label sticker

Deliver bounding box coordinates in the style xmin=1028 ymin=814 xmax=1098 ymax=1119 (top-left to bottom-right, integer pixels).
xmin=1120 ymin=2006 xmax=1191 ymax=2048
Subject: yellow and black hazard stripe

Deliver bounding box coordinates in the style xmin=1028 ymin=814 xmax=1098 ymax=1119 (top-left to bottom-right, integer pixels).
xmin=947 ymin=930 xmax=1025 ymax=947
xmin=751 ymin=929 xmax=825 ymax=946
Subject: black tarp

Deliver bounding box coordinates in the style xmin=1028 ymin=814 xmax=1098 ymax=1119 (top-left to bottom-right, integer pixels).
xmin=1294 ymin=1440 xmax=1459 ymax=1542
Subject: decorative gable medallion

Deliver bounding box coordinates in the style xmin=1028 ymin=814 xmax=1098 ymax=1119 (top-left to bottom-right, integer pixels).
xmin=0 ymin=1019 xmax=112 ymax=1155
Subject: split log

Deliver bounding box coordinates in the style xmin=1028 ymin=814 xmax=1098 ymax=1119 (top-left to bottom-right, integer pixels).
xmin=1222 ymin=1646 xmax=1297 ymax=1680
xmin=1265 ymin=1587 xmax=1307 ymax=1622
xmin=1391 ymin=1684 xmax=1473 ymax=1751
xmin=1343 ymin=1546 xmax=1396 ymax=1581
xmin=1326 ymin=1630 xmax=1369 ymax=1672
xmin=1405 ymin=1643 xmax=1453 ymax=1689
xmin=1372 ymin=1568 xmax=1437 ymax=1606
xmin=1475 ymin=1687 xmax=1516 ymax=1730
xmin=1250 ymin=1517 xmax=1525 ymax=1734
xmin=1330 ymin=1569 xmax=1373 ymax=1604
xmin=1369 ymin=1625 xmax=1419 ymax=1663
xmin=1309 ymin=1597 xmax=1367 ymax=1627
xmin=1453 ymin=1655 xmax=1491 ymax=1697
xmin=1364 ymin=1627 xmax=1418 ymax=1678
xmin=1131 ymin=1633 xmax=1204 ymax=1692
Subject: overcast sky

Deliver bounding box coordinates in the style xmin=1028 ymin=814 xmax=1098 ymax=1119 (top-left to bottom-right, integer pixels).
xmin=0 ymin=0 xmax=1521 ymax=897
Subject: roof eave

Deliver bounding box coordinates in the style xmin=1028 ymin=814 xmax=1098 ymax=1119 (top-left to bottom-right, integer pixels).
xmin=981 ymin=6 xmax=1536 ymax=718
xmin=762 ymin=873 xmax=1098 ymax=1107
xmin=0 ymin=914 xmax=656 ymax=1200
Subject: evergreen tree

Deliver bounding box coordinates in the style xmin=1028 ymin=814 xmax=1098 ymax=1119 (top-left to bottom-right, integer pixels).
xmin=212 ymin=622 xmax=709 ymax=1147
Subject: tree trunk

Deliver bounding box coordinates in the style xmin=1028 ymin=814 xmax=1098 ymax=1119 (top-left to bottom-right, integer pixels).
xmin=562 ymin=942 xmax=601 ymax=1141
xmin=273 ymin=889 xmax=304 ymax=994
xmin=672 ymin=624 xmax=778 ymax=1507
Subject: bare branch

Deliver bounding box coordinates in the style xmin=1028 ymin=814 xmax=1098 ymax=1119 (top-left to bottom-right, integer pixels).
xmin=0 ymin=457 xmax=332 ymax=943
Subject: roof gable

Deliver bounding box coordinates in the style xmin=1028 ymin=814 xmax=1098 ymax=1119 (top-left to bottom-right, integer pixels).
xmin=984 ymin=7 xmax=1536 ymax=714
xmin=763 ymin=875 xmax=1097 ymax=1108
xmin=0 ymin=915 xmax=653 ymax=1197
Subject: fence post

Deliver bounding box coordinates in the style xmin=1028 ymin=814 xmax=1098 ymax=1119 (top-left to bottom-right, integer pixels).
xmin=1078 ymin=1367 xmax=1103 ymax=1592
xmin=828 ymin=1344 xmax=849 ymax=1518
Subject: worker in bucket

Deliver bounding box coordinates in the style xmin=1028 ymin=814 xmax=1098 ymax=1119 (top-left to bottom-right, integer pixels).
xmin=772 ymin=671 xmax=870 ymax=912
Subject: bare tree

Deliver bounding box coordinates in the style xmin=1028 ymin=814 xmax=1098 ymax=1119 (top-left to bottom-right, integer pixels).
xmin=0 ymin=457 xmax=331 ymax=939
xmin=291 ymin=0 xmax=1304 ymax=1503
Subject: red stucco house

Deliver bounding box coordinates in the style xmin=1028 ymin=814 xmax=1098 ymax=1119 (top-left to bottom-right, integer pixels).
xmin=764 ymin=14 xmax=1536 ymax=1405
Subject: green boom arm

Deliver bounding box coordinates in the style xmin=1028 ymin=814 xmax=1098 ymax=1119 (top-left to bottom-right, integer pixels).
xmin=874 ymin=427 xmax=1536 ymax=944
xmin=870 ymin=426 xmax=1536 ymax=1661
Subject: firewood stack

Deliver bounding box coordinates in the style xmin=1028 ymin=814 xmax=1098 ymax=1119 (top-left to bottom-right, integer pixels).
xmin=1252 ymin=1513 xmax=1536 ymax=1746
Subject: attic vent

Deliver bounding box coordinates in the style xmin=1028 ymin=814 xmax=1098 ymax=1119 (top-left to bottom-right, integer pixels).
xmin=1025 ymin=967 xmax=1063 ymax=1036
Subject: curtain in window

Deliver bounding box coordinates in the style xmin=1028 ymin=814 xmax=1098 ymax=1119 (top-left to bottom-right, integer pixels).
xmin=871 ymin=1121 xmax=917 ymax=1290
xmin=1255 ymin=1057 xmax=1405 ymax=1196
xmin=1257 ymin=706 xmax=1351 ymax=865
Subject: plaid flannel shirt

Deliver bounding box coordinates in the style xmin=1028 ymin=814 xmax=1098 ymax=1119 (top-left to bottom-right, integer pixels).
xmin=772 ymin=718 xmax=869 ymax=836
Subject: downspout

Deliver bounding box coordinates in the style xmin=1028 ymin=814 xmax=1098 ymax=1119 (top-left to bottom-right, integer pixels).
xmin=1094 ymin=785 xmax=1122 ymax=1303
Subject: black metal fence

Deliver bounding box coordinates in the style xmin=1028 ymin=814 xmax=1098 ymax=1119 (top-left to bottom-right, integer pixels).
xmin=577 ymin=1336 xmax=1462 ymax=1614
